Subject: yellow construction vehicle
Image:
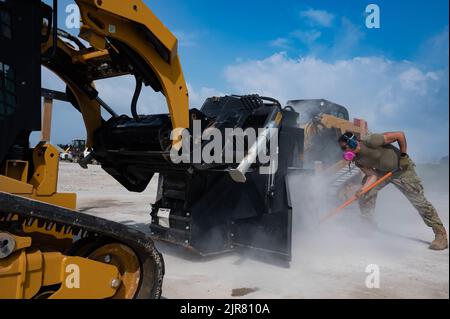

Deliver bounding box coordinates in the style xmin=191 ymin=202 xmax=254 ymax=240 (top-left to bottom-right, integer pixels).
xmin=0 ymin=0 xmax=187 ymax=299
xmin=1 ymin=0 xmax=301 ymax=299
xmin=1 ymin=1 xmax=369 ymax=299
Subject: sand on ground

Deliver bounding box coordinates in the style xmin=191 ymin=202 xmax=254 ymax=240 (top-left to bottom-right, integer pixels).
xmin=58 ymin=162 xmax=449 ymax=299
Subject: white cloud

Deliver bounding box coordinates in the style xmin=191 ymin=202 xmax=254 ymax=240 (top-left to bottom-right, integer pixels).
xmin=291 ymin=30 xmax=322 ymax=45
xmin=271 ymin=17 xmax=364 ymax=60
xmin=398 ymin=68 xmax=438 ymax=95
xmin=416 ymin=27 xmax=449 ymax=69
xmin=187 ymin=84 xmax=225 ymax=108
xmin=329 ymin=18 xmax=365 ymax=59
xmin=270 ymin=37 xmax=292 ymax=49
xmin=299 ymin=9 xmax=335 ymax=28
xmin=224 ymin=53 xmax=449 ymax=161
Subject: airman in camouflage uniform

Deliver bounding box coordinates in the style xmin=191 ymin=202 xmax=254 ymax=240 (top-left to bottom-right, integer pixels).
xmin=338 ymin=132 xmax=448 ymax=250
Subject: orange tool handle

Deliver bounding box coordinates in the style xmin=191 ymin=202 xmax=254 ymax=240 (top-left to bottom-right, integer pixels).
xmin=320 ymin=171 xmax=394 ymax=223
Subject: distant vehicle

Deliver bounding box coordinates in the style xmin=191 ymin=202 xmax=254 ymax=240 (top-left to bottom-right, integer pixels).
xmin=59 ymin=150 xmax=73 ymax=161
xmin=59 ymin=139 xmax=88 ymax=163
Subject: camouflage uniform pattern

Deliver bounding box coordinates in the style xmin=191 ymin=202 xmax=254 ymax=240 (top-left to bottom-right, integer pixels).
xmin=359 ymin=157 xmax=444 ymax=227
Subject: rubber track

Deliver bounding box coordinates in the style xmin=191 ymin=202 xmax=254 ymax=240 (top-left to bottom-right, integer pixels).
xmin=0 ymin=191 xmax=164 ymax=299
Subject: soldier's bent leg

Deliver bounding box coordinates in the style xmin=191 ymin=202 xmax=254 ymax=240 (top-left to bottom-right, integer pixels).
xmin=391 ymin=164 xmax=448 ymax=250
xmin=391 ymin=167 xmax=443 ymax=227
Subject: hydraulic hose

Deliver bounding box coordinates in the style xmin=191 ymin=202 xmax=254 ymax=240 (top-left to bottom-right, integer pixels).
xmin=131 ymin=75 xmax=143 ymax=122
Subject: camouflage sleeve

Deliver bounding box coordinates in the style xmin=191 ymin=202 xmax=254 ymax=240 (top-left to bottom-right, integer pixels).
xmin=364 ymin=133 xmax=385 ymax=148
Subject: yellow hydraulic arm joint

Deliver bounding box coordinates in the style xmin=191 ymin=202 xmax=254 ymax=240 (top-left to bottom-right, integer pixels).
xmin=0 ymin=143 xmax=76 ymax=210
xmin=76 ymin=0 xmax=190 ymax=144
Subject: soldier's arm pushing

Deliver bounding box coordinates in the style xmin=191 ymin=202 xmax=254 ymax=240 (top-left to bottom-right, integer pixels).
xmin=383 ymin=132 xmax=408 ymax=155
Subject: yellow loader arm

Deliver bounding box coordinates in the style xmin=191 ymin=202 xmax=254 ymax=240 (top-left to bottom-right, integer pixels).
xmin=42 ymin=0 xmax=190 ymax=146
xmin=76 ymin=0 xmax=190 ymax=133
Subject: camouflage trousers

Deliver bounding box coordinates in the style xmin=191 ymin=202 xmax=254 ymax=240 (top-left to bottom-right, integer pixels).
xmin=359 ymin=159 xmax=443 ymax=227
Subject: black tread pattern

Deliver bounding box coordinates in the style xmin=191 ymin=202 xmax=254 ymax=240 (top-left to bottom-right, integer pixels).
xmin=0 ymin=191 xmax=164 ymax=299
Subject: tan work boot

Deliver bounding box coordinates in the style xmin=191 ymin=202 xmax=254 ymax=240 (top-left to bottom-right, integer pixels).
xmin=429 ymin=224 xmax=449 ymax=250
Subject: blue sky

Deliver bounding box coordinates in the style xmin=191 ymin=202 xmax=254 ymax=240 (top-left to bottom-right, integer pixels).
xmin=46 ymin=0 xmax=449 ymax=89
xmin=41 ymin=0 xmax=449 ymax=161
xmin=147 ymin=0 xmax=449 ymax=88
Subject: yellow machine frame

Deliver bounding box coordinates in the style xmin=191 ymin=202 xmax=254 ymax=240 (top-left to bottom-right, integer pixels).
xmin=0 ymin=143 xmax=76 ymax=209
xmin=1 ymin=0 xmax=188 ymax=299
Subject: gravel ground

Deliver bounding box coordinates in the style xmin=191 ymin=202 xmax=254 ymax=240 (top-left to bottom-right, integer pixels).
xmin=58 ymin=162 xmax=449 ymax=299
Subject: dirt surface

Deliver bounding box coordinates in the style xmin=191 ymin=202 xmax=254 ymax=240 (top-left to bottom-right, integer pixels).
xmin=58 ymin=162 xmax=449 ymax=299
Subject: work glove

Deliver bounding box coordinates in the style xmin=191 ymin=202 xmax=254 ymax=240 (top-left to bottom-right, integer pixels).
xmin=399 ymin=153 xmax=410 ymax=171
